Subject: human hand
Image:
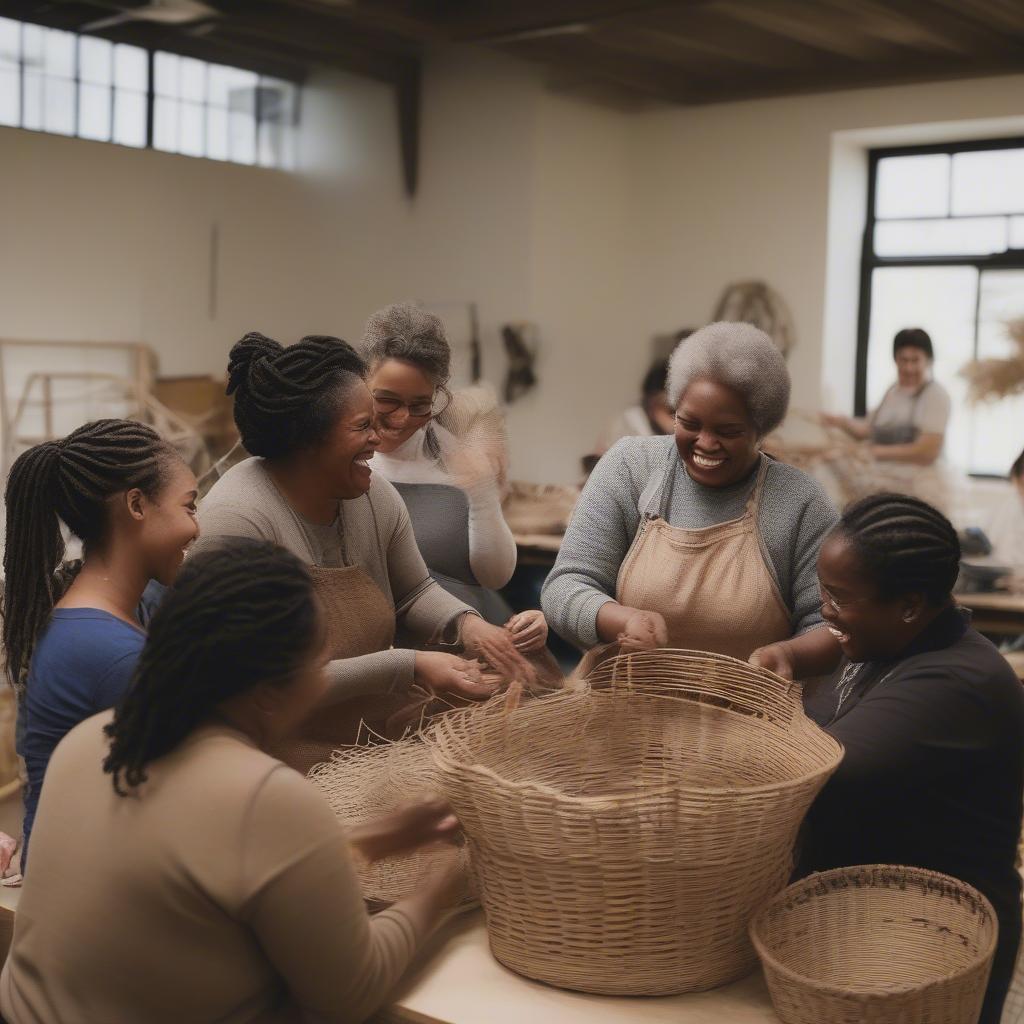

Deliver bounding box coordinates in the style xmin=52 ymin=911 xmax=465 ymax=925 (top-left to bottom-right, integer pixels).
xmin=819 ymin=412 xmax=845 ymax=430
xmin=618 ymin=610 xmax=668 ymax=652
xmin=749 ymin=642 xmax=795 ymax=681
xmin=461 ymin=616 xmax=537 ymax=686
xmin=349 ymin=798 xmax=460 ymax=862
xmin=414 ymin=651 xmax=496 ymax=700
xmin=505 ymin=610 xmax=548 ymax=653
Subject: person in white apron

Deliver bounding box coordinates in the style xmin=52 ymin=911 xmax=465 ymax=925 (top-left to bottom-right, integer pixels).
xmin=200 ymin=332 xmax=528 ymax=773
xmin=543 ymin=321 xmax=841 ymax=681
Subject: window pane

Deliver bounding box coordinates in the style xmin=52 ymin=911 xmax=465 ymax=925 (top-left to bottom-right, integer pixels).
xmin=78 ymin=81 xmax=111 ymax=141
xmin=206 ymin=105 xmax=228 ymax=160
xmin=1011 ymin=216 xmax=1024 ymax=250
xmin=0 ymin=67 xmax=18 ymax=126
xmin=179 ymin=100 xmax=204 ymax=156
xmin=208 ymin=63 xmax=256 ymax=107
xmin=153 ymin=96 xmax=178 ymax=151
xmin=229 ymin=109 xmax=256 ymax=164
xmin=0 ymin=18 xmax=19 ymax=67
xmin=43 ymin=28 xmax=75 ymax=78
xmin=22 ymin=68 xmax=42 ymax=129
xmin=79 ymin=36 xmax=112 ymax=85
xmin=951 ymin=148 xmax=1024 ymax=216
xmin=21 ymin=23 xmax=43 ymax=67
xmin=875 ymin=217 xmax=1008 ymax=257
xmin=113 ymin=88 xmax=146 ymax=147
xmin=154 ymin=51 xmax=178 ymax=98
xmin=875 ymin=154 xmax=949 ymax=219
xmin=180 ymin=57 xmax=206 ymax=102
xmin=867 ymin=266 xmax=978 ymax=472
xmin=114 ymin=44 xmax=147 ymax=91
xmin=969 ymin=270 xmax=1024 ymax=475
xmin=43 ymin=75 xmax=74 ymax=135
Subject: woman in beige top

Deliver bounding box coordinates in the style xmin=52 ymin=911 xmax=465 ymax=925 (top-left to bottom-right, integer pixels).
xmin=0 ymin=539 xmax=465 ymax=1024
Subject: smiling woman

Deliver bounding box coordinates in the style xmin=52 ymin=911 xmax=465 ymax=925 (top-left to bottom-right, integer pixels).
xmin=542 ymin=322 xmax=839 ymax=673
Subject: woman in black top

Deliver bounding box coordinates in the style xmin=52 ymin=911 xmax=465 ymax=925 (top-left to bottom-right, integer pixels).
xmin=785 ymin=493 xmax=1023 ymax=1024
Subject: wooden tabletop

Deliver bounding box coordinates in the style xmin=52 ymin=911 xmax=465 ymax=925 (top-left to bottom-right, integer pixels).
xmin=372 ymin=911 xmax=778 ymax=1024
xmin=958 ymin=591 xmax=1024 ymax=635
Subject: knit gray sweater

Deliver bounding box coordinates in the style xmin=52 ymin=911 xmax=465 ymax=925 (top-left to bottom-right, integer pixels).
xmin=542 ymin=436 xmax=837 ymax=650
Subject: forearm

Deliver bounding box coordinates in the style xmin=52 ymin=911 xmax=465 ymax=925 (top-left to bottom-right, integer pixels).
xmin=871 ymin=437 xmax=941 ymax=465
xmin=322 ymin=649 xmax=416 ymax=705
xmin=541 ymin=572 xmax=615 ymax=649
xmin=779 ymin=625 xmax=842 ymax=679
xmin=465 ymin=482 xmax=518 ymax=589
xmin=595 ymin=601 xmax=636 ymax=644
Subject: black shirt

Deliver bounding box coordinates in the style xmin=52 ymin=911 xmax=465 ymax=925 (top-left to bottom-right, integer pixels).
xmin=802 ymin=605 xmax=1024 ymax=938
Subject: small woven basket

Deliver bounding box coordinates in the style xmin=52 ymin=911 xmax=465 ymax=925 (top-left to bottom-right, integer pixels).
xmin=308 ymin=739 xmax=473 ymax=910
xmin=424 ymin=648 xmax=843 ymax=995
xmin=750 ymin=864 xmax=998 ymax=1024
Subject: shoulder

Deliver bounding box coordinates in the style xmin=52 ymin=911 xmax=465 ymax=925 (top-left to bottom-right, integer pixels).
xmin=30 ymin=613 xmax=144 ymax=676
xmin=46 ymin=709 xmax=113 ymax=774
xmin=364 ymin=472 xmax=406 ymax=519
xmin=762 ymin=459 xmax=837 ymax=516
xmin=199 ymin=458 xmax=280 ymax=538
xmin=922 ymin=380 xmax=952 ymax=408
xmin=600 ymin=435 xmax=673 ymax=480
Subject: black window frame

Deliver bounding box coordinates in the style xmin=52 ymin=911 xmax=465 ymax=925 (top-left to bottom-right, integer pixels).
xmin=855 ymin=136 xmax=1024 ymax=422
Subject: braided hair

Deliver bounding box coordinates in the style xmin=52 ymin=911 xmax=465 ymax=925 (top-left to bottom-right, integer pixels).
xmin=836 ymin=492 xmax=960 ymax=605
xmin=226 ymin=331 xmax=366 ymax=459
xmin=103 ymin=539 xmax=319 ymax=795
xmin=2 ymin=419 xmax=180 ymax=690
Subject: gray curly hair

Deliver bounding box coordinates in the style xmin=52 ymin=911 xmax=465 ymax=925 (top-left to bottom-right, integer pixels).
xmin=666 ymin=321 xmax=790 ymax=436
xmin=361 ymin=303 xmax=451 ymax=387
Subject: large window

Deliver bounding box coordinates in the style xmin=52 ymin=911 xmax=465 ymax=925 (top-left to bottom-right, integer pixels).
xmin=0 ymin=16 xmax=297 ymax=168
xmin=858 ymin=139 xmax=1024 ymax=476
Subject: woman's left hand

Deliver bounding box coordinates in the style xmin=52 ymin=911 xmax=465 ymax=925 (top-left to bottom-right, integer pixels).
xmin=749 ymin=642 xmax=795 ymax=680
xmin=349 ymin=798 xmax=460 ymax=862
xmin=461 ymin=615 xmax=536 ymax=684
xmin=505 ymin=610 xmax=548 ymax=653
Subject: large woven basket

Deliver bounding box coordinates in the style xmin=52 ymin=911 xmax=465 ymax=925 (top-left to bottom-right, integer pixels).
xmin=308 ymin=739 xmax=473 ymax=910
xmin=750 ymin=865 xmax=998 ymax=1024
xmin=424 ymin=648 xmax=843 ymax=995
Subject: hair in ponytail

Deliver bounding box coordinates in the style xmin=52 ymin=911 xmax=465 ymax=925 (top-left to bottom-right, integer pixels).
xmin=2 ymin=420 xmax=178 ymax=689
xmin=103 ymin=539 xmax=319 ymax=795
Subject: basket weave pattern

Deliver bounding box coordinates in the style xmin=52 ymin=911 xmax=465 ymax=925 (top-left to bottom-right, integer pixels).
xmin=750 ymin=864 xmax=998 ymax=1024
xmin=425 ymin=649 xmax=843 ymax=995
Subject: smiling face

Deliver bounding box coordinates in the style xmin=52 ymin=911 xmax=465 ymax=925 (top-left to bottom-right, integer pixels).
xmin=674 ymin=378 xmax=761 ymax=488
xmin=895 ymin=346 xmax=930 ymax=390
xmin=367 ymin=358 xmax=437 ymax=454
xmin=308 ymin=382 xmax=381 ymax=499
xmin=134 ymin=458 xmax=200 ymax=585
xmin=816 ymin=531 xmax=927 ymax=663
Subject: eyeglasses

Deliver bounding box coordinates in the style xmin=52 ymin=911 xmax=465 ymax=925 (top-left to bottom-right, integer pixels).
xmin=819 ymin=583 xmax=870 ymax=614
xmin=371 ymin=387 xmax=451 ymax=420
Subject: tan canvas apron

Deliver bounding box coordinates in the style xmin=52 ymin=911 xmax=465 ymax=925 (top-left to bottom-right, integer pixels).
xmin=582 ymin=454 xmax=792 ymax=675
xmin=272 ymin=565 xmax=398 ymax=776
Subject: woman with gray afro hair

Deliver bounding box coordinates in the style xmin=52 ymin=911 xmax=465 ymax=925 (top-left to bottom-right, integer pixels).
xmin=364 ymin=303 xmax=547 ymax=647
xmin=544 ymin=321 xmax=844 ymax=683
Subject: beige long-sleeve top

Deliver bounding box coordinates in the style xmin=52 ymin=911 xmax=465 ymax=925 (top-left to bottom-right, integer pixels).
xmin=198 ymin=457 xmax=474 ymax=699
xmin=0 ymin=713 xmax=421 ymax=1024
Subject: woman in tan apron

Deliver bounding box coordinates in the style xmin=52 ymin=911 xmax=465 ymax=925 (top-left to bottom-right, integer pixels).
xmin=545 ymin=322 xmax=843 ymax=682
xmin=199 ymin=332 xmax=525 ymax=773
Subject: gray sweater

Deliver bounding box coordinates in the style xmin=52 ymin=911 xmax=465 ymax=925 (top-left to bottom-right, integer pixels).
xmin=198 ymin=458 xmax=474 ymax=701
xmin=542 ymin=437 xmax=837 ymax=650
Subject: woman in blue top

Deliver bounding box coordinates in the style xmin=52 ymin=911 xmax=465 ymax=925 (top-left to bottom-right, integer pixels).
xmin=3 ymin=419 xmax=199 ymax=868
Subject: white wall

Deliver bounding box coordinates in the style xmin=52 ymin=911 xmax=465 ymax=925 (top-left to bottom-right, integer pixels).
xmin=3 ymin=43 xmax=1024 ymax=483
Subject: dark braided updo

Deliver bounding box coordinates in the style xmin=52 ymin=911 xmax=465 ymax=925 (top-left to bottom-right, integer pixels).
xmin=3 ymin=419 xmax=181 ymax=689
xmin=836 ymin=492 xmax=961 ymax=606
xmin=103 ymin=539 xmax=320 ymax=795
xmin=226 ymin=331 xmax=367 ymax=459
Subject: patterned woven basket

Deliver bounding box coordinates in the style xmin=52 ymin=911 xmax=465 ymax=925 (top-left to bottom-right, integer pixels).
xmin=424 ymin=648 xmax=843 ymax=995
xmin=750 ymin=865 xmax=998 ymax=1024
xmin=308 ymin=739 xmax=474 ymax=910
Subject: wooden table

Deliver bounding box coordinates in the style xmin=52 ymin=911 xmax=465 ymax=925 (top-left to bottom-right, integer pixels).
xmin=958 ymin=592 xmax=1024 ymax=636
xmin=373 ymin=912 xmax=778 ymax=1024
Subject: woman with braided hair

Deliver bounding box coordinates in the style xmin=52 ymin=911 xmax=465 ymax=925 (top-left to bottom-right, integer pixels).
xmin=2 ymin=419 xmax=198 ymax=870
xmin=199 ymin=332 xmax=520 ymax=770
xmin=1 ymin=539 xmax=466 ymax=1024
xmin=761 ymin=493 xmax=1023 ymax=1024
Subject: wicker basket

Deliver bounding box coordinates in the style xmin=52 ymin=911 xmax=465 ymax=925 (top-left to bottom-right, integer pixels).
xmin=308 ymin=739 xmax=473 ymax=910
xmin=424 ymin=648 xmax=843 ymax=995
xmin=750 ymin=864 xmax=998 ymax=1024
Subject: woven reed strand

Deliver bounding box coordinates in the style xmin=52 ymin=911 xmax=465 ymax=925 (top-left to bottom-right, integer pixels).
xmin=750 ymin=864 xmax=998 ymax=1024
xmin=424 ymin=649 xmax=843 ymax=996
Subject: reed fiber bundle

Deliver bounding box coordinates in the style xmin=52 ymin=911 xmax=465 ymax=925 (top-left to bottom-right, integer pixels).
xmin=308 ymin=737 xmax=474 ymax=910
xmin=750 ymin=864 xmax=997 ymax=1024
xmin=424 ymin=648 xmax=843 ymax=995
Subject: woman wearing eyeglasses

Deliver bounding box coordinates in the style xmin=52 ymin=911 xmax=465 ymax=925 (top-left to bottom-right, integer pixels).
xmin=767 ymin=493 xmax=1024 ymax=1024
xmin=198 ymin=332 xmax=515 ymax=771
xmin=362 ymin=304 xmax=546 ymax=649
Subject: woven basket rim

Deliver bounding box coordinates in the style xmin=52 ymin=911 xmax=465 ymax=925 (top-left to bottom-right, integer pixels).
xmin=586 ymin=647 xmax=796 ymax=689
xmin=749 ymin=863 xmax=999 ymax=1002
xmin=426 ymin=686 xmax=844 ymax=806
